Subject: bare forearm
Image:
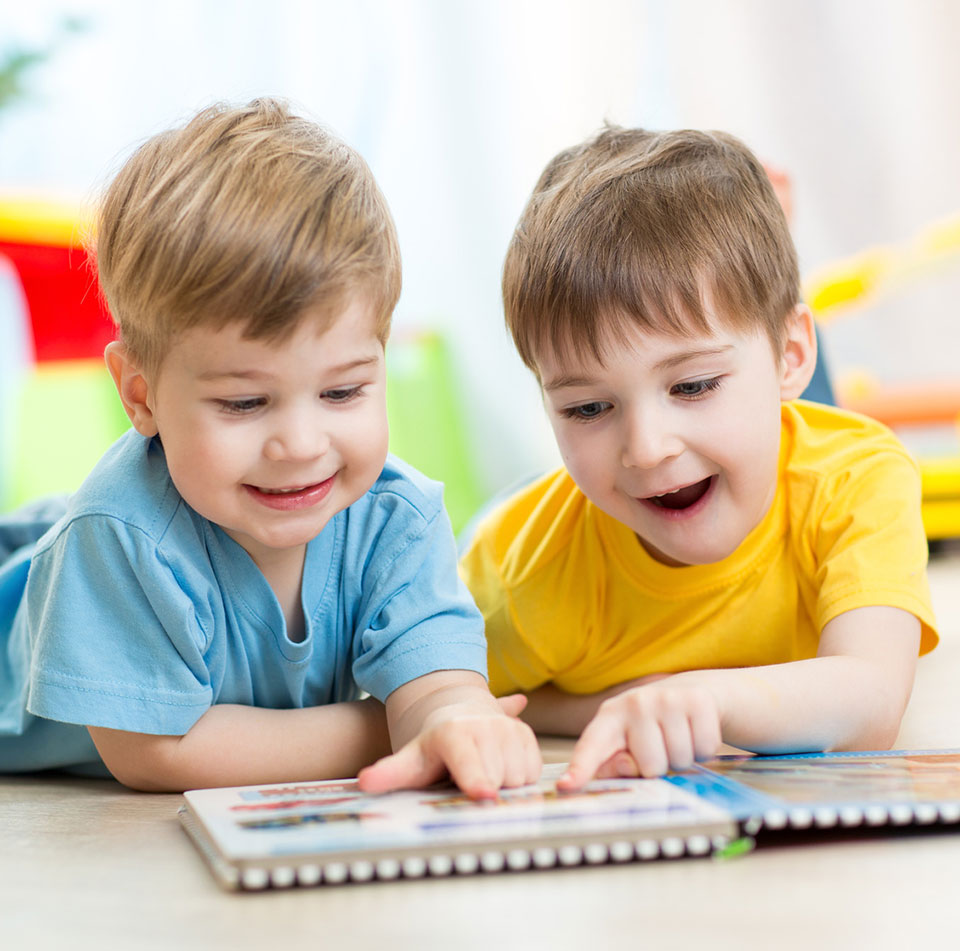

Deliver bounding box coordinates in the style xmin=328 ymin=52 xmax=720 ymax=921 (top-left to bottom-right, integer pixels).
xmin=89 ymin=698 xmax=392 ymax=792
xmin=531 ymin=656 xmax=909 ymax=754
xmin=677 ymin=655 xmax=912 ymax=753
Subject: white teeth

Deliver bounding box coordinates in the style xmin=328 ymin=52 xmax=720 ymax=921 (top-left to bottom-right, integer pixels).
xmin=655 ymin=488 xmax=682 ymax=498
xmin=260 ymin=486 xmax=307 ymax=495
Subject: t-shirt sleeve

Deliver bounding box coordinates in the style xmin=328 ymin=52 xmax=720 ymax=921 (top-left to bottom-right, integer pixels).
xmin=459 ymin=528 xmax=558 ymax=697
xmin=350 ymin=501 xmax=489 ymax=702
xmin=26 ymin=514 xmax=214 ymax=734
xmin=811 ymin=448 xmax=938 ymax=653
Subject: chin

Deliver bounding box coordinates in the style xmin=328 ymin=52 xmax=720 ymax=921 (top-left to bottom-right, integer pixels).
xmin=656 ymin=538 xmax=742 ymax=567
xmin=699 ymin=543 xmax=744 ymax=565
xmin=241 ymin=520 xmax=328 ymax=552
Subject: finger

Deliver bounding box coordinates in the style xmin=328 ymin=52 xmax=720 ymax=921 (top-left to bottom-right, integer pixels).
xmin=658 ymin=707 xmax=695 ymax=772
xmin=442 ymin=732 xmax=498 ymax=800
xmin=494 ymin=725 xmax=523 ymax=789
xmin=356 ymin=743 xmax=442 ymax=794
xmin=625 ymin=714 xmax=669 ymax=778
xmin=595 ymin=751 xmax=641 ymax=779
xmin=496 ymin=693 xmax=528 ymax=718
xmin=448 ymin=719 xmax=541 ymax=793
xmin=689 ymin=697 xmax=722 ymax=762
xmin=500 ymin=720 xmax=540 ymax=788
xmin=470 ymin=727 xmax=507 ymax=793
xmin=557 ymin=713 xmax=628 ymax=791
xmin=508 ymin=719 xmax=543 ymax=787
xmin=525 ymin=730 xmax=544 ymax=785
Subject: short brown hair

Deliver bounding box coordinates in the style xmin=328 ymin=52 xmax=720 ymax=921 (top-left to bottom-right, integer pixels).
xmin=502 ymin=125 xmax=799 ymax=373
xmin=92 ymin=98 xmax=401 ymax=371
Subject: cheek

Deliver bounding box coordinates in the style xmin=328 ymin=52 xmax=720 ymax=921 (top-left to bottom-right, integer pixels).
xmin=550 ymin=424 xmax=595 ymax=482
xmin=717 ymin=411 xmax=781 ymax=487
xmin=704 ymin=393 xmax=778 ymax=458
xmin=161 ymin=417 xmax=249 ymax=485
xmin=350 ymin=404 xmax=389 ymax=464
xmin=372 ymin=421 xmax=390 ymax=465
xmin=547 ymin=420 xmax=574 ymax=463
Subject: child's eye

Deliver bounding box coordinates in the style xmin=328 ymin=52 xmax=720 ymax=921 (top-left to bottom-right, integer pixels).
xmin=322 ymin=385 xmax=363 ymax=403
xmin=216 ymin=397 xmax=266 ymax=414
xmin=671 ymin=377 xmax=722 ymax=399
xmin=561 ymin=401 xmax=611 ymax=421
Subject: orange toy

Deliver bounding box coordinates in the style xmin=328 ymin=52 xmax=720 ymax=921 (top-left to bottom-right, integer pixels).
xmin=838 ymin=379 xmax=960 ymax=428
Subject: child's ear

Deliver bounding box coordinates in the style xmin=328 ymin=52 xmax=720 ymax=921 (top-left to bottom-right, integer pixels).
xmin=104 ymin=341 xmax=160 ymax=437
xmin=779 ymin=304 xmax=818 ymax=401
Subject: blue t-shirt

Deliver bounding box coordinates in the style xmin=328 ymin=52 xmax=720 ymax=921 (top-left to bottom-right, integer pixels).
xmin=0 ymin=431 xmax=487 ymax=775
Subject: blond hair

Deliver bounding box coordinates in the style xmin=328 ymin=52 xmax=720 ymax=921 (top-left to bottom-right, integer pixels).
xmin=93 ymin=98 xmax=401 ymax=371
xmin=502 ymin=126 xmax=799 ymax=373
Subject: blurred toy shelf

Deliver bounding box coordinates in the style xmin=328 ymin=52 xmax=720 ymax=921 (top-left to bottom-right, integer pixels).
xmin=0 ymin=194 xmax=484 ymax=532
xmin=0 ymin=194 xmax=112 ymax=362
xmin=804 ymin=212 xmax=960 ymax=541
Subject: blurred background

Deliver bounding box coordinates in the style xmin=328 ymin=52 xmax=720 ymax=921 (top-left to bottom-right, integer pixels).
xmin=2 ymin=0 xmax=959 ymax=535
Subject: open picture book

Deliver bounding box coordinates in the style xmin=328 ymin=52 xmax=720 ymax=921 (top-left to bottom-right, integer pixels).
xmin=179 ymin=749 xmax=960 ymax=891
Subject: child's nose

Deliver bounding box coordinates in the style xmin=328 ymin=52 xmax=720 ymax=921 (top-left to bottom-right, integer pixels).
xmin=264 ymin=408 xmax=329 ymax=462
xmin=620 ymin=410 xmax=682 ymax=469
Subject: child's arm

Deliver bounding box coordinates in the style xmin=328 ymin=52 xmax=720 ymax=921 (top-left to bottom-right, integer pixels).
xmin=88 ymin=698 xmax=392 ymax=791
xmin=355 ymin=670 xmax=542 ymax=799
xmin=89 ymin=678 xmax=541 ymax=796
xmin=549 ymin=605 xmax=920 ymax=790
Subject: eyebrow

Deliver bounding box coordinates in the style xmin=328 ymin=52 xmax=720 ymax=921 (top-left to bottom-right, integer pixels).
xmin=197 ymin=355 xmax=381 ymax=382
xmin=652 ymin=345 xmax=733 ymax=372
xmin=542 ymin=346 xmax=734 ymax=391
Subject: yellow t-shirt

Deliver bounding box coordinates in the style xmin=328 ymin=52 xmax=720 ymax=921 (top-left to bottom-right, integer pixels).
xmin=460 ymin=401 xmax=938 ymax=697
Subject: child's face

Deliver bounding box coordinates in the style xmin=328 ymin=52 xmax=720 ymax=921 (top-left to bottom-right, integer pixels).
xmin=538 ymin=315 xmax=805 ymax=567
xmin=141 ymin=297 xmax=388 ymax=569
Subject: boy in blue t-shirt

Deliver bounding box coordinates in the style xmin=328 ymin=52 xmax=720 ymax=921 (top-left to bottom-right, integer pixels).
xmin=0 ymin=98 xmax=540 ymax=797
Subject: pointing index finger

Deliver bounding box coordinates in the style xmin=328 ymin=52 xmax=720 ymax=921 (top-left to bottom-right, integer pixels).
xmin=556 ymin=714 xmax=627 ymax=791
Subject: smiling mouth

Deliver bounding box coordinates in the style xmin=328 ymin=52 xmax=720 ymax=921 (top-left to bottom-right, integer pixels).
xmin=644 ymin=476 xmax=714 ymax=510
xmin=244 ymin=475 xmax=336 ymax=510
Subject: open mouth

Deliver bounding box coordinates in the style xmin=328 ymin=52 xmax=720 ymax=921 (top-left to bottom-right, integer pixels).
xmin=643 ymin=476 xmax=714 ymax=511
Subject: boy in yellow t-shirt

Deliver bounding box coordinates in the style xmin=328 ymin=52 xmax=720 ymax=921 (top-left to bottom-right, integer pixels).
xmin=459 ymin=126 xmax=938 ymax=790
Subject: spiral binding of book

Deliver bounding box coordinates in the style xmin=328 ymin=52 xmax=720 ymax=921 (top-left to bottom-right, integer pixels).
xmin=222 ymin=831 xmax=730 ymax=891
xmin=742 ymin=801 xmax=960 ymax=836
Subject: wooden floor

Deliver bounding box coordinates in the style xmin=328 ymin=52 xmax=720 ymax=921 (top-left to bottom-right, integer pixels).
xmin=1 ymin=548 xmax=959 ymax=951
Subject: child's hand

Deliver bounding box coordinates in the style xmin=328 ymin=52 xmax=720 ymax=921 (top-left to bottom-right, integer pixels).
xmin=357 ymin=690 xmax=541 ymax=799
xmin=557 ymin=678 xmax=722 ymax=791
